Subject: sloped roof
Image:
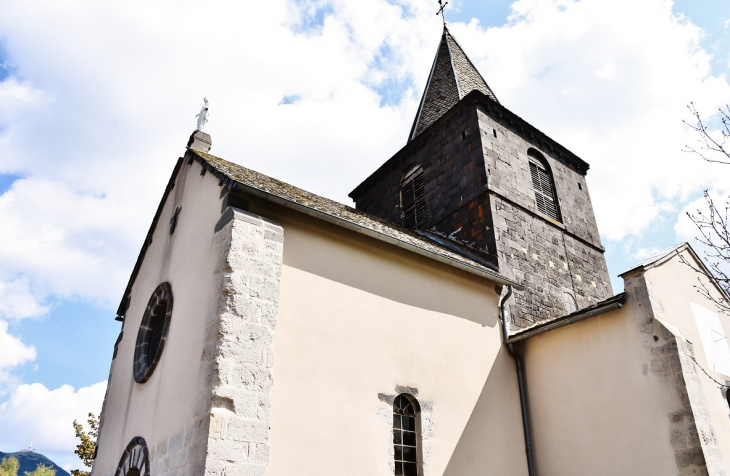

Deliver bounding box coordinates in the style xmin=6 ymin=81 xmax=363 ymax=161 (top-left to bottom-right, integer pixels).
xmin=618 ymin=243 xmax=690 ymax=277
xmin=506 ymin=292 xmax=627 ymax=343
xmin=116 ymin=148 xmax=521 ymax=317
xmin=194 ymin=149 xmax=518 ymax=283
xmin=619 ymin=242 xmax=729 ymax=303
xmin=409 ymin=27 xmax=499 ymax=141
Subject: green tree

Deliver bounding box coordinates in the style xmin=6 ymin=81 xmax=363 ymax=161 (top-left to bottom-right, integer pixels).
xmin=71 ymin=413 xmax=100 ymax=476
xmin=25 ymin=464 xmax=55 ymax=476
xmin=0 ymin=456 xmax=20 ymax=476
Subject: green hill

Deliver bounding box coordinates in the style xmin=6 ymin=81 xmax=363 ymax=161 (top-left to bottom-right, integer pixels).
xmin=0 ymin=451 xmax=70 ymax=476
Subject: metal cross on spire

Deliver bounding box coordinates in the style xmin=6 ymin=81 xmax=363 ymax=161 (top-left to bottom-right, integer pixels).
xmin=436 ymin=0 xmax=448 ymax=26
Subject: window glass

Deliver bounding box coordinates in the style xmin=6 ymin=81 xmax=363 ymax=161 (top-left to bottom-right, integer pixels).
xmin=393 ymin=394 xmax=420 ymax=476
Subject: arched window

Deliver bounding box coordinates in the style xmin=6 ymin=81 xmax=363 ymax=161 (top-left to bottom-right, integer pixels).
xmin=133 ymin=282 xmax=173 ymax=383
xmin=528 ymin=149 xmax=561 ymax=221
xmin=400 ymin=165 xmax=426 ymax=229
xmin=393 ymin=394 xmax=422 ymax=476
xmin=564 ymin=292 xmax=578 ymax=313
xmin=114 ymin=437 xmax=150 ymax=476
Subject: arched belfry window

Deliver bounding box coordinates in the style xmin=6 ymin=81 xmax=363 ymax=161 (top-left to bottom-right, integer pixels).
xmin=400 ymin=165 xmax=426 ymax=229
xmin=393 ymin=394 xmax=422 ymax=476
xmin=528 ymin=149 xmax=561 ymax=221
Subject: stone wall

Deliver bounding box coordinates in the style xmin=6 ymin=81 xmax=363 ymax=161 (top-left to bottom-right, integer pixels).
xmin=148 ymin=420 xmax=209 ymax=476
xmin=352 ymin=103 xmax=488 ymax=247
xmin=351 ymin=103 xmax=495 ymax=261
xmin=625 ymin=271 xmax=728 ymax=476
xmin=203 ymin=207 xmax=284 ymax=476
xmin=377 ymin=386 xmax=434 ymax=476
xmin=106 ymin=205 xmax=284 ymax=476
xmin=476 ymin=106 xmax=602 ymax=249
xmin=491 ymin=197 xmax=612 ymax=325
xmin=351 ymin=94 xmax=612 ymax=326
xmin=430 ymin=192 xmax=497 ymax=263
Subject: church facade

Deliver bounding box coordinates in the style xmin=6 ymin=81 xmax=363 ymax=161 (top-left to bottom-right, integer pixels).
xmin=91 ymin=27 xmax=730 ymax=476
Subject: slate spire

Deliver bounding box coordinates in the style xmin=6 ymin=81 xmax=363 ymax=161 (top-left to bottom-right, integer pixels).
xmin=408 ymin=27 xmax=499 ymax=141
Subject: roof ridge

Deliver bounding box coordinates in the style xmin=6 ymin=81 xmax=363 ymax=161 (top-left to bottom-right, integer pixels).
xmin=408 ymin=30 xmax=449 ymax=142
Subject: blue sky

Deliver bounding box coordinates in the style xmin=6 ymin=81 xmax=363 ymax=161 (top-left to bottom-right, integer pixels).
xmin=0 ymin=0 xmax=729 ymax=470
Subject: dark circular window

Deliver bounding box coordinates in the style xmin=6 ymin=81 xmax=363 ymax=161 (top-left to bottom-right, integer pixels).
xmin=133 ymin=282 xmax=173 ymax=383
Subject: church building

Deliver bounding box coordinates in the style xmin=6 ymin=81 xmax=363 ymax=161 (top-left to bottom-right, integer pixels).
xmin=90 ymin=26 xmax=730 ymax=476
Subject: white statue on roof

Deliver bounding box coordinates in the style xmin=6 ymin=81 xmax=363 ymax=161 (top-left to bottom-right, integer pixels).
xmin=195 ymin=97 xmax=209 ymax=132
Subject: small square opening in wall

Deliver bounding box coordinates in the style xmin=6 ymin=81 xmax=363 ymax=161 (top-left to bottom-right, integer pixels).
xmin=578 ymin=183 xmax=582 ymax=190
xmin=493 ymin=129 xmax=497 ymax=138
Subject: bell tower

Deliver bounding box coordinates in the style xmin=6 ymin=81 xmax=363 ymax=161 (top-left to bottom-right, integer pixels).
xmin=350 ymin=27 xmax=612 ymax=327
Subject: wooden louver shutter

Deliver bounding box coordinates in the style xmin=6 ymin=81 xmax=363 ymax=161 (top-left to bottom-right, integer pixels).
xmin=401 ymin=167 xmax=426 ymax=229
xmin=530 ymin=161 xmax=560 ymax=221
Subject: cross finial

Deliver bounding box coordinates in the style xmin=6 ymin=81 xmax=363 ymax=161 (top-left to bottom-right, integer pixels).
xmin=436 ymin=0 xmax=448 ymax=26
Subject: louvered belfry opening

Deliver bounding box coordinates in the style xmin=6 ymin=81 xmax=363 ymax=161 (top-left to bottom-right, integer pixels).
xmin=528 ymin=151 xmax=561 ymax=221
xmin=400 ymin=165 xmax=427 ymax=229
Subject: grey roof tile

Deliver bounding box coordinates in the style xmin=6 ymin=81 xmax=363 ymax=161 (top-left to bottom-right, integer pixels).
xmin=192 ymin=149 xmax=517 ymax=284
xmin=409 ymin=28 xmax=499 ymax=142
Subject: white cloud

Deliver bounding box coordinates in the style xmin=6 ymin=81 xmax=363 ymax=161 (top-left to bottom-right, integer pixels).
xmin=0 ymin=0 xmax=722 ymax=310
xmin=0 ymin=0 xmax=438 ymax=313
xmin=0 ymin=78 xmax=46 ymax=125
xmin=594 ymin=62 xmax=617 ymax=80
xmin=630 ymin=247 xmax=663 ymax=261
xmin=0 ymin=381 xmax=106 ymax=468
xmin=675 ymin=188 xmax=730 ymax=241
xmin=0 ymin=319 xmax=36 ymax=394
xmin=0 ymin=178 xmax=143 ymax=309
xmin=451 ymin=0 xmax=730 ymax=241
xmin=0 ymin=277 xmax=49 ymax=321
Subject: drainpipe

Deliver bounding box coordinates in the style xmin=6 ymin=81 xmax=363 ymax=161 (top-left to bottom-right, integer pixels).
xmin=499 ymin=286 xmax=535 ymax=476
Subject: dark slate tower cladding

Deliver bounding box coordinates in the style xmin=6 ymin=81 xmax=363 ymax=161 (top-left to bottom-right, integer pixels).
xmin=350 ymin=27 xmax=612 ymax=327
xmin=409 ymin=28 xmax=499 ymax=140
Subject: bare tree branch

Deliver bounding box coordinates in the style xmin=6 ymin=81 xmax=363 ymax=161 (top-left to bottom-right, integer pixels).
xmin=682 ymin=103 xmax=730 ymax=315
xmin=683 ymin=102 xmax=730 ymax=165
xmin=681 ymin=191 xmax=730 ymax=315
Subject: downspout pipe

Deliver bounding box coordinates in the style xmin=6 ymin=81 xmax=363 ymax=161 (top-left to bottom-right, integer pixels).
xmin=499 ymin=286 xmax=535 ymax=476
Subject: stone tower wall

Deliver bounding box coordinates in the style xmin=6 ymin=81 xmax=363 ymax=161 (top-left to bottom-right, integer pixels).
xmin=352 ymin=103 xmax=497 ymax=261
xmin=475 ymin=105 xmax=612 ymax=325
xmin=352 ymin=95 xmax=612 ymax=326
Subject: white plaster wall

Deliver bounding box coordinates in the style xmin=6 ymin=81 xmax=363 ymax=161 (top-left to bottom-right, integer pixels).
xmin=643 ymin=252 xmax=730 ymax=470
xmin=523 ymin=249 xmax=730 ymax=476
xmin=255 ymin=204 xmax=528 ymax=476
xmin=523 ymin=304 xmax=682 ymax=476
xmin=93 ymin=159 xmax=226 ymax=476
